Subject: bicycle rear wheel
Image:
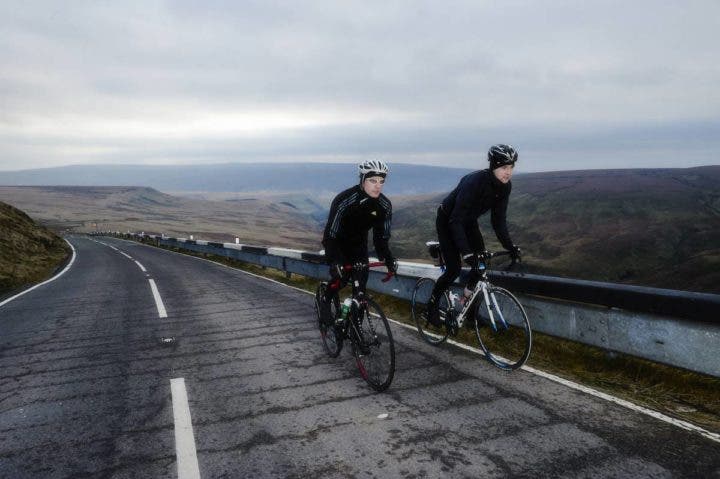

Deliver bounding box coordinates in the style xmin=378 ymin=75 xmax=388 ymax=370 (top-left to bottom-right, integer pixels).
xmin=315 ymin=283 xmax=343 ymax=358
xmin=351 ymin=298 xmax=395 ymax=392
xmin=411 ymin=277 xmax=450 ymax=345
xmin=474 ymin=286 xmax=531 ymax=370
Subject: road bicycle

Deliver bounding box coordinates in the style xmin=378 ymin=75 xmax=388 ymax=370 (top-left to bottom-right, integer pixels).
xmin=314 ymin=262 xmax=396 ymax=391
xmin=411 ymin=242 xmax=532 ymax=370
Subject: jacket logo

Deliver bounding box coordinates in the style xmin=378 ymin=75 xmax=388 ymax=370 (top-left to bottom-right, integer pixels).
xmin=371 ymin=211 xmax=377 ymax=216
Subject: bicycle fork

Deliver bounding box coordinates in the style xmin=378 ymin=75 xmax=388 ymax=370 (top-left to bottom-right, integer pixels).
xmin=481 ymin=283 xmax=509 ymax=331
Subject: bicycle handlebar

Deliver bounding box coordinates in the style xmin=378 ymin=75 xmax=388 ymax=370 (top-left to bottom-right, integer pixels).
xmin=342 ymin=261 xmax=396 ymax=282
xmin=479 ymin=250 xmax=520 ymax=272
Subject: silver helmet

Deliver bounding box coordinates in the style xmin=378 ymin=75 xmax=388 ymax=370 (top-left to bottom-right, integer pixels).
xmin=358 ymin=159 xmax=389 ymax=181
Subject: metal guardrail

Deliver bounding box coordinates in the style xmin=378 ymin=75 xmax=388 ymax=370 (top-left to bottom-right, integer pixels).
xmin=97 ymin=232 xmax=720 ymax=377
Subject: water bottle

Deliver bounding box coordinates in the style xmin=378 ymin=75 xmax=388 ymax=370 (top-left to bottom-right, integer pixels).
xmin=449 ymin=291 xmax=461 ymax=309
xmin=339 ymin=298 xmax=352 ymax=322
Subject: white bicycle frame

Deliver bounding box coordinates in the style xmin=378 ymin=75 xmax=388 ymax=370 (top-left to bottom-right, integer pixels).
xmin=449 ymin=279 xmax=508 ymax=331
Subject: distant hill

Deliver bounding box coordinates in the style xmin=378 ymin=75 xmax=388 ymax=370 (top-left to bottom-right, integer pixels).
xmin=0 ymin=186 xmax=323 ymax=250
xmin=392 ymin=166 xmax=720 ymax=293
xmin=1 ymin=166 xmax=718 ymax=294
xmin=0 ymin=163 xmax=472 ymax=196
xmin=0 ymin=201 xmax=70 ymax=296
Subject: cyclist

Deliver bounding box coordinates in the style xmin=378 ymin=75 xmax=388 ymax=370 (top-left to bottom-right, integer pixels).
xmin=319 ymin=160 xmax=398 ymax=322
xmin=426 ymin=144 xmax=522 ymax=326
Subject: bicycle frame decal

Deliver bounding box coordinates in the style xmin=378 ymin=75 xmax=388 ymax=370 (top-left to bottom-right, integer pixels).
xmin=453 ymin=280 xmax=488 ymax=330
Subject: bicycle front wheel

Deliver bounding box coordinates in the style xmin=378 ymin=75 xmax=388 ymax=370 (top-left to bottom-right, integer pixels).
xmin=352 ymin=298 xmax=395 ymax=392
xmin=411 ymin=277 xmax=450 ymax=345
xmin=315 ymin=283 xmax=342 ymax=358
xmin=474 ymin=286 xmax=532 ymax=370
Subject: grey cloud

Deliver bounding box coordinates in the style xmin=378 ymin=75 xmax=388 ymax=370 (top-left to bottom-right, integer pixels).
xmin=0 ymin=1 xmax=719 ymax=171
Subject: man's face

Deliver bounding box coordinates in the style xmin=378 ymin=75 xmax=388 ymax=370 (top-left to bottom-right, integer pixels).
xmin=493 ymin=164 xmax=514 ymax=184
xmin=362 ymin=175 xmax=385 ymax=198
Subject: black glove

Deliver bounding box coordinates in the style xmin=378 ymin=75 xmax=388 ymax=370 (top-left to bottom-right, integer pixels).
xmin=384 ymin=256 xmax=398 ymax=274
xmin=329 ymin=263 xmax=343 ymax=280
xmin=462 ymin=253 xmax=479 ymax=269
xmin=510 ymin=245 xmax=522 ymax=262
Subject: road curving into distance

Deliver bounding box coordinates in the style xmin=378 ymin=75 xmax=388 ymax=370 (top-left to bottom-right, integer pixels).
xmin=1 ymin=235 xmax=718 ymax=478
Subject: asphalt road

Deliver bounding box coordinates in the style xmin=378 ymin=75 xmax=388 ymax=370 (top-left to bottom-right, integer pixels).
xmin=1 ymin=236 xmax=718 ymax=478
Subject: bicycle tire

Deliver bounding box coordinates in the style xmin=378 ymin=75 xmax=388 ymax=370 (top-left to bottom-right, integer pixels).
xmin=411 ymin=277 xmax=450 ymax=345
xmin=351 ymin=298 xmax=395 ymax=392
xmin=474 ymin=286 xmax=532 ymax=370
xmin=315 ymin=283 xmax=343 ymax=358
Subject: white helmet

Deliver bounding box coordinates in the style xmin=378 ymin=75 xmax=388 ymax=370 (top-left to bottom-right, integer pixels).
xmin=358 ymin=159 xmax=389 ymax=181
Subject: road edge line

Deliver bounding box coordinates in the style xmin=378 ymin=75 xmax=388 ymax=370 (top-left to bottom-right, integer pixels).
xmin=0 ymin=237 xmax=77 ymax=309
xmin=107 ymin=236 xmax=720 ymax=444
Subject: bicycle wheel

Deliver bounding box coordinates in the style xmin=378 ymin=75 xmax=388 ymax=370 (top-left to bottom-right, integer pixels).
xmin=351 ymin=298 xmax=395 ymax=392
xmin=315 ymin=283 xmax=343 ymax=358
xmin=474 ymin=286 xmax=532 ymax=370
xmin=411 ymin=277 xmax=450 ymax=345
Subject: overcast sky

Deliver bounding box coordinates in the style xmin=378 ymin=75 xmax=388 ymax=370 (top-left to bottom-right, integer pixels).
xmin=1 ymin=0 xmax=718 ymax=172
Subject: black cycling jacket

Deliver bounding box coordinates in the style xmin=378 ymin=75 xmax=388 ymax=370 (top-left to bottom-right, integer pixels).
xmin=440 ymin=168 xmax=514 ymax=256
xmin=322 ymin=185 xmax=393 ymax=264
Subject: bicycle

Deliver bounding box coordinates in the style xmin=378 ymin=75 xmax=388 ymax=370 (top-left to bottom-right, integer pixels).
xmin=314 ymin=262 xmax=396 ymax=391
xmin=411 ymin=242 xmax=532 ymax=370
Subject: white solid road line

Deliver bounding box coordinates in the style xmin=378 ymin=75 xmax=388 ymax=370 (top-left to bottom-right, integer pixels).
xmin=0 ymin=238 xmax=77 ymax=308
xmin=522 ymin=364 xmax=720 ymax=444
xmin=171 ymin=378 xmax=201 ymax=479
xmin=148 ymin=279 xmax=168 ymax=318
xmin=134 ymin=260 xmax=147 ymax=272
xmin=389 ymin=320 xmax=720 ymax=445
xmin=112 ymin=236 xmax=720 ymax=445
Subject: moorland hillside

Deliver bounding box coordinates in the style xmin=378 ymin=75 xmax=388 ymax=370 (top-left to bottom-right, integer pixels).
xmin=392 ymin=166 xmax=720 ymax=293
xmin=0 ymin=201 xmax=70 ymax=295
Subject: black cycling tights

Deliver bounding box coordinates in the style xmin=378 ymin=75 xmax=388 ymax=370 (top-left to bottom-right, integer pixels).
xmin=431 ymin=213 xmax=480 ymax=301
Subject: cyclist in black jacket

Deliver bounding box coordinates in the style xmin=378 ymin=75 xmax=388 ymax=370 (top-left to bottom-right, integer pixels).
xmin=427 ymin=144 xmax=522 ymax=326
xmin=321 ymin=160 xmax=397 ymax=307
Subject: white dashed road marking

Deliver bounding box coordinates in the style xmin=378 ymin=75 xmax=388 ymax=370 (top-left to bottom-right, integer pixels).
xmin=92 ymin=238 xmax=207 ymax=474
xmin=107 ymin=236 xmax=720 ymax=446
xmin=148 ymin=279 xmax=168 ymax=318
xmin=171 ymin=378 xmax=201 ymax=479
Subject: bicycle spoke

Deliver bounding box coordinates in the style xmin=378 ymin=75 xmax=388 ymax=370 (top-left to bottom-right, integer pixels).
xmin=315 ymin=283 xmax=343 ymax=358
xmin=474 ymin=286 xmax=532 ymax=370
xmin=352 ymin=298 xmax=395 ymax=391
xmin=411 ymin=277 xmax=450 ymax=345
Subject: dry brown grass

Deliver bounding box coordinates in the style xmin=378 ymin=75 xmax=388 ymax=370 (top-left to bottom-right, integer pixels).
xmin=0 ymin=186 xmax=322 ymax=250
xmin=0 ymin=201 xmax=70 ymax=295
